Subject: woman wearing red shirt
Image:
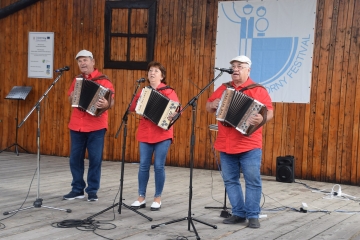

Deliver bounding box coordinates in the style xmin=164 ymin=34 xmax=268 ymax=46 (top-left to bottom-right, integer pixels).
xmin=129 ymin=61 xmax=180 ymax=211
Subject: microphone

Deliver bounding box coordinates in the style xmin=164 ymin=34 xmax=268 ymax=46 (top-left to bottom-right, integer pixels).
xmin=54 ymin=66 xmax=70 ymax=72
xmin=215 ymin=67 xmax=234 ymax=74
xmin=136 ymin=78 xmax=146 ymax=83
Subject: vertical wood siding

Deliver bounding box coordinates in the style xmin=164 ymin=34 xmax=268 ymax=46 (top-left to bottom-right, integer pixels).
xmin=0 ymin=0 xmax=359 ymax=185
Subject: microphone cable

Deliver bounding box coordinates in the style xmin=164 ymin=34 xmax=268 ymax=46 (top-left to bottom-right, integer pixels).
xmin=51 ymin=178 xmax=123 ymax=240
xmin=51 ymin=218 xmax=116 ymax=240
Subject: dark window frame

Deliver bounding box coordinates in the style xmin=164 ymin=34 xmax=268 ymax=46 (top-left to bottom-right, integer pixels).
xmin=104 ymin=1 xmax=157 ymax=70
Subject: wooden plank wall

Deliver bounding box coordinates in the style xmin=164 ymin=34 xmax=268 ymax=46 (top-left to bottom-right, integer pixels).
xmin=0 ymin=0 xmax=359 ymax=185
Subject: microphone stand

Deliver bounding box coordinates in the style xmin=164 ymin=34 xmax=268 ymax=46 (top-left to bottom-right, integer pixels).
xmin=204 ymin=125 xmax=231 ymax=218
xmin=87 ymin=81 xmax=152 ymax=222
xmin=3 ymin=71 xmax=71 ymax=215
xmin=151 ymin=72 xmax=225 ymax=240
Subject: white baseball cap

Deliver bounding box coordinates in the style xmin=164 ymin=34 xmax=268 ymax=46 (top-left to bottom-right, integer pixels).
xmin=75 ymin=50 xmax=93 ymax=59
xmin=230 ymin=55 xmax=252 ymax=67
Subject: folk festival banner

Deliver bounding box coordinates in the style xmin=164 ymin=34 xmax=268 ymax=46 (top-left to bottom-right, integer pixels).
xmin=215 ymin=0 xmax=317 ymax=103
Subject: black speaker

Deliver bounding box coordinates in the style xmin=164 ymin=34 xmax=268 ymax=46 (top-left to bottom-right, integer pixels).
xmin=276 ymin=155 xmax=295 ymax=183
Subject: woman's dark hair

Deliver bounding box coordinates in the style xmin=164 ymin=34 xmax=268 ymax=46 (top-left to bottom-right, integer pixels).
xmin=147 ymin=61 xmax=167 ymax=84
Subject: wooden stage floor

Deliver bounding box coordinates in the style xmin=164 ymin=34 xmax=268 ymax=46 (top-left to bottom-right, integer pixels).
xmin=0 ymin=151 xmax=360 ymax=240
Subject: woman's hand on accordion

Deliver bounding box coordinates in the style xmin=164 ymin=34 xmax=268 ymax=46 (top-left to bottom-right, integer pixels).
xmin=167 ymin=112 xmax=177 ymax=121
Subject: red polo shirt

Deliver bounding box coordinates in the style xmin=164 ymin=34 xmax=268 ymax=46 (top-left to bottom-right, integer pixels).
xmin=207 ymin=78 xmax=273 ymax=154
xmin=129 ymin=83 xmax=180 ymax=143
xmin=68 ymin=69 xmax=115 ymax=132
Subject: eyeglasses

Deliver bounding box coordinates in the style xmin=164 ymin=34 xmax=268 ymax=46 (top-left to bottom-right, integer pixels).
xmin=231 ymin=65 xmax=249 ymax=70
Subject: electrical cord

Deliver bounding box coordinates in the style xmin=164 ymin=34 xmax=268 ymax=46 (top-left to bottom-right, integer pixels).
xmin=51 ymin=218 xmax=116 ymax=240
xmin=261 ymin=193 xmax=301 ymax=213
xmin=294 ymin=180 xmax=332 ymax=194
xmin=207 ymin=128 xmax=225 ymax=206
xmin=51 ymin=182 xmax=122 ymax=240
xmin=261 ymin=181 xmax=360 ymax=215
xmin=296 ymin=180 xmax=360 ymax=202
xmin=175 ymin=234 xmax=198 ymax=240
xmin=208 ymin=170 xmax=225 ymax=206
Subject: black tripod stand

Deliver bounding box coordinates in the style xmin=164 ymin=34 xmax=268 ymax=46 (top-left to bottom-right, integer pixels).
xmin=205 ymin=189 xmax=231 ymax=218
xmin=3 ymin=72 xmax=71 ymax=215
xmin=89 ymin=80 xmax=152 ymax=221
xmin=151 ymin=73 xmax=226 ymax=240
xmin=0 ymin=86 xmax=32 ymax=156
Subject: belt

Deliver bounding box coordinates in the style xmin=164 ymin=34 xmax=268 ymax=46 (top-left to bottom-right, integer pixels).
xmin=220 ymin=121 xmax=232 ymax=127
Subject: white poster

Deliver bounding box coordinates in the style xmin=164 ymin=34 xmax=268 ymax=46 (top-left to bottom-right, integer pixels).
xmin=215 ymin=0 xmax=317 ymax=103
xmin=28 ymin=32 xmax=54 ymax=78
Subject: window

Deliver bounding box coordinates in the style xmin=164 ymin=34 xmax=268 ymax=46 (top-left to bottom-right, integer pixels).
xmin=104 ymin=1 xmax=157 ymax=70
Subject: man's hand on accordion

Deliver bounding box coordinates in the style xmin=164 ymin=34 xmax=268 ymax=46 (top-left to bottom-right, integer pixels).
xmin=96 ymin=97 xmax=110 ymax=109
xmin=248 ymin=113 xmax=263 ymax=126
xmin=206 ymin=99 xmax=220 ymax=113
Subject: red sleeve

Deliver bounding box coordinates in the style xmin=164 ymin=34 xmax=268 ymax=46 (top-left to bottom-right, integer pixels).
xmin=162 ymin=88 xmax=180 ymax=102
xmin=101 ymin=80 xmax=115 ymax=97
xmin=244 ymin=87 xmax=273 ymax=111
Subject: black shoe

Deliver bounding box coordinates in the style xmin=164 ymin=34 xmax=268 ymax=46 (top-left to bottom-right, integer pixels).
xmin=63 ymin=191 xmax=85 ymax=200
xmin=248 ymin=218 xmax=260 ymax=228
xmin=222 ymin=215 xmax=246 ymax=224
xmin=87 ymin=193 xmax=98 ymax=202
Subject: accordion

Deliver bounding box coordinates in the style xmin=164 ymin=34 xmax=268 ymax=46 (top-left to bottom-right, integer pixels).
xmin=216 ymin=88 xmax=267 ymax=136
xmin=135 ymin=87 xmax=180 ymax=130
xmin=71 ymin=78 xmax=113 ymax=116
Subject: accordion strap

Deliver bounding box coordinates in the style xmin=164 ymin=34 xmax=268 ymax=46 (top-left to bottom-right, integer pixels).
xmin=222 ymin=81 xmax=266 ymax=92
xmin=76 ymin=74 xmax=111 ymax=82
xmin=157 ymin=85 xmax=174 ymax=91
xmin=151 ymin=86 xmax=176 ymax=100
xmin=239 ymin=83 xmax=266 ymax=92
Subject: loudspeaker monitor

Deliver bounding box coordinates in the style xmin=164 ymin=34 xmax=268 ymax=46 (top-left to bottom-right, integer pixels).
xmin=276 ymin=155 xmax=295 ymax=183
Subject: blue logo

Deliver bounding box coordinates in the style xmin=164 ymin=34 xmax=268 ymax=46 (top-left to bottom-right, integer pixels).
xmin=216 ymin=1 xmax=316 ymax=103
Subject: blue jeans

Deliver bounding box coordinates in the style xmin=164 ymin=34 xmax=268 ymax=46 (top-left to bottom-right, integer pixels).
xmin=69 ymin=129 xmax=106 ymax=195
xmin=220 ymin=148 xmax=262 ymax=219
xmin=138 ymin=139 xmax=171 ymax=198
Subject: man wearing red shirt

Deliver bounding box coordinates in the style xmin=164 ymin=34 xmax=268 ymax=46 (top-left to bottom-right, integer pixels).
xmin=63 ymin=50 xmax=115 ymax=202
xmin=206 ymin=55 xmax=273 ymax=228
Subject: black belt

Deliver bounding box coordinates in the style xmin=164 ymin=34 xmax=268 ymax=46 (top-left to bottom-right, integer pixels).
xmin=220 ymin=122 xmax=232 ymax=127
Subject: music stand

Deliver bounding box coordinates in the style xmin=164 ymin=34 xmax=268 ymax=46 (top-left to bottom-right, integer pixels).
xmin=1 ymin=86 xmax=32 ymax=155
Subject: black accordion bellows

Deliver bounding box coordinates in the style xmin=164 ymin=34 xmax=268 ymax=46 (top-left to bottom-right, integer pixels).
xmin=135 ymin=87 xmax=180 ymax=130
xmin=72 ymin=78 xmax=113 ymax=116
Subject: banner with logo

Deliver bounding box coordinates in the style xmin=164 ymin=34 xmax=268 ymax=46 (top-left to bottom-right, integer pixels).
xmin=215 ymin=0 xmax=316 ymax=103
